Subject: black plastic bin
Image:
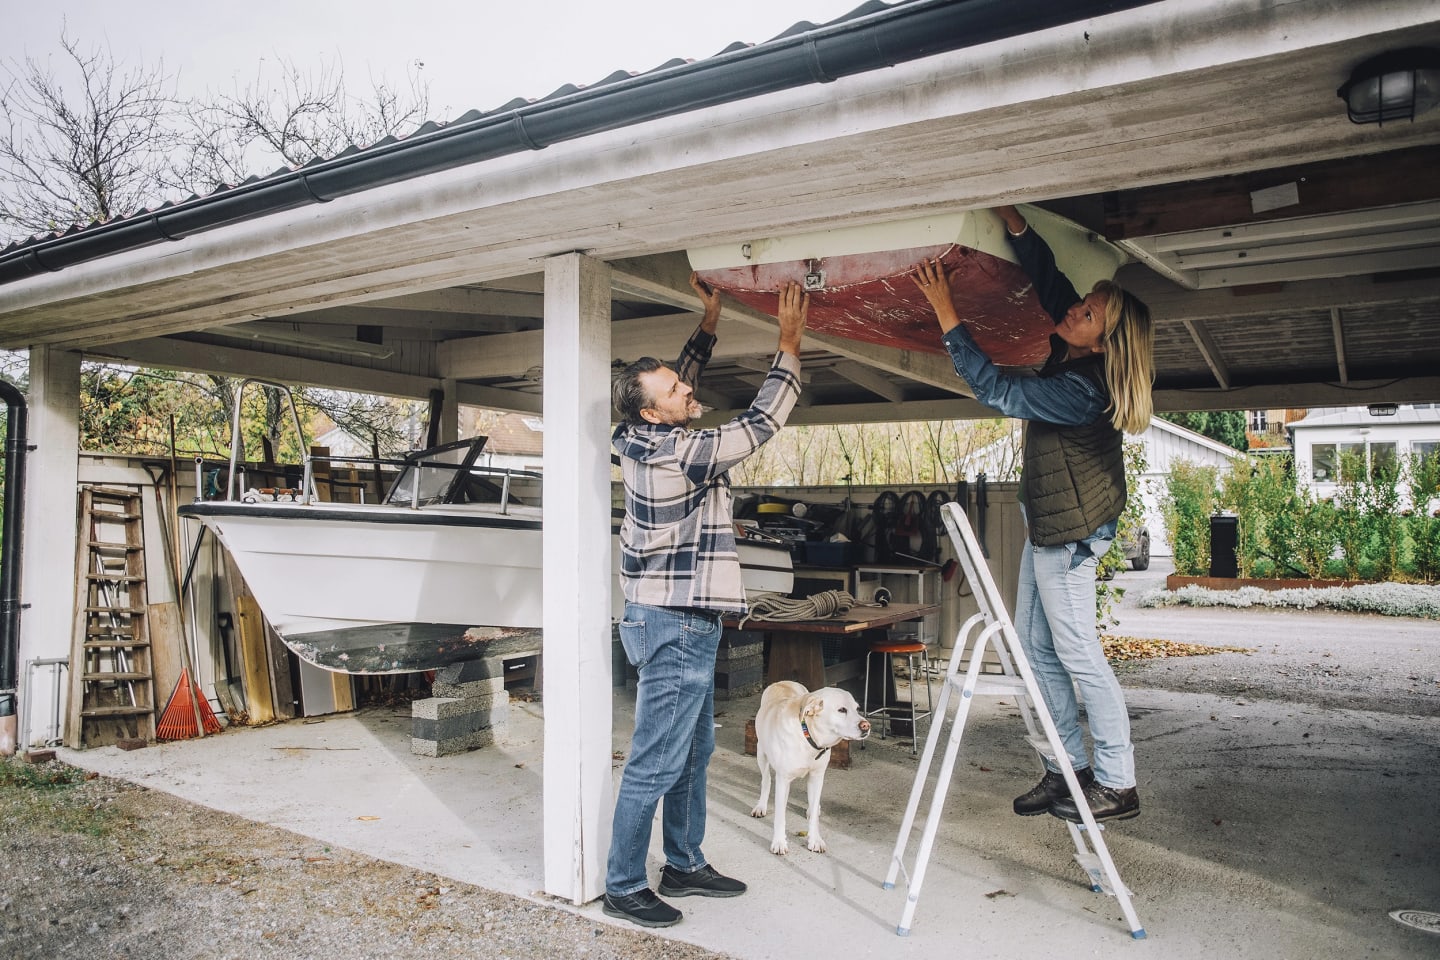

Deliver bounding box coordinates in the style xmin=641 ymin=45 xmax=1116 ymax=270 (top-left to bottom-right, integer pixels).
xmin=1210 ymin=514 xmax=1239 ymax=578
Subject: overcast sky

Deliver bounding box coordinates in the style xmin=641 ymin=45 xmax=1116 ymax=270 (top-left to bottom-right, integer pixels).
xmin=4 ymin=0 xmax=875 ymax=120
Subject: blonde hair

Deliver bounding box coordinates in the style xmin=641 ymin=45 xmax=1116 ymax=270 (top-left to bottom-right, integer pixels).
xmin=1093 ymin=280 xmax=1154 ymax=435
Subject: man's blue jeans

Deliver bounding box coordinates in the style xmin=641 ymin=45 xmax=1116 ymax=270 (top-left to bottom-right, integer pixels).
xmin=606 ymin=602 xmax=721 ymax=896
xmin=1013 ymin=528 xmax=1136 ymax=789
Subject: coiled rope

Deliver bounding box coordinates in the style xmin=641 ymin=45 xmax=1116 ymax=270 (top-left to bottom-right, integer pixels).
xmin=738 ymin=589 xmax=862 ymax=628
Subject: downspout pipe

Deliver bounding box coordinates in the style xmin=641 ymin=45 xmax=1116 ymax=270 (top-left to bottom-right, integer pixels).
xmin=0 ymin=378 xmax=27 ymax=755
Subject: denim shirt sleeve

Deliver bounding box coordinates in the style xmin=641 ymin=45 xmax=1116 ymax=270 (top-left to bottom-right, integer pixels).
xmin=941 ymin=325 xmax=1107 ymax=427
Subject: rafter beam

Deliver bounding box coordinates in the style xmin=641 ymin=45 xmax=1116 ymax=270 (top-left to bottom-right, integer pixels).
xmin=358 ymin=287 xmax=546 ymax=317
xmin=732 ymin=355 xmax=811 ymax=383
xmin=698 ymin=396 xmax=998 ymax=426
xmin=1181 ymin=318 xmax=1231 ymax=390
xmin=88 ymin=338 xmax=432 ymax=398
xmin=1330 ymin=307 xmax=1349 ymax=385
xmin=278 ymin=305 xmax=539 ymax=333
xmin=830 ymin=359 xmax=906 ymax=403
xmin=1119 ymin=265 xmax=1440 ymax=322
xmin=1154 ymin=376 xmax=1440 ymax=414
xmin=437 ymin=313 xmax=775 ymax=379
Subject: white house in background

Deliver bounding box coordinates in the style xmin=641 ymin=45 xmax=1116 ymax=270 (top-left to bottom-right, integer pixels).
xmin=1291 ymin=404 xmax=1440 ymax=509
xmin=953 ymin=417 xmax=1242 ymax=557
xmin=1132 ymin=418 xmax=1244 ymax=556
xmin=472 ymin=413 xmax=544 ymax=473
xmin=313 ymin=412 xmax=545 ymax=474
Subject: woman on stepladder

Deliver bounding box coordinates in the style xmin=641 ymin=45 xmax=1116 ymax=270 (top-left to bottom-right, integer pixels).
xmin=910 ymin=205 xmax=1154 ymax=823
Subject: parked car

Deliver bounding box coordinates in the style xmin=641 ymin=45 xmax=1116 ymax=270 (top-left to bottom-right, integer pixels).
xmin=1120 ymin=525 xmax=1151 ymax=570
xmin=1100 ymin=525 xmax=1151 ymax=579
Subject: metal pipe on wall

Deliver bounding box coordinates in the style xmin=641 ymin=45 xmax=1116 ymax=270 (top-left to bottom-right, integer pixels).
xmin=0 ymin=378 xmax=29 ymax=755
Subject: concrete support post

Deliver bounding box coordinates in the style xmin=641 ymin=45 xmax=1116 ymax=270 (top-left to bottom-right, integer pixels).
xmin=16 ymin=346 xmax=82 ymax=749
xmin=541 ymin=252 xmax=615 ymax=904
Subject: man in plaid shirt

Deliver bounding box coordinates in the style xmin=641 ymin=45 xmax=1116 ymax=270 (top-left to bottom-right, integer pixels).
xmin=603 ymin=274 xmax=808 ymax=929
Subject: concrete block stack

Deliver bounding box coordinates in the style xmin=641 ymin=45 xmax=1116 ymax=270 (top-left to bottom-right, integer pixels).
xmin=714 ymin=628 xmax=764 ymax=700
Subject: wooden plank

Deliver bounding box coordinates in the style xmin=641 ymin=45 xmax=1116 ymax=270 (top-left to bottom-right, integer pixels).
xmin=233 ymin=593 xmax=275 ymax=725
xmin=147 ymin=602 xmax=184 ymax=715
xmin=1100 ymin=144 xmax=1440 ymax=240
xmin=309 ymin=445 xmax=333 ymax=502
xmin=264 ymin=619 xmax=298 ymax=721
xmin=330 ymin=671 xmax=354 ymax=713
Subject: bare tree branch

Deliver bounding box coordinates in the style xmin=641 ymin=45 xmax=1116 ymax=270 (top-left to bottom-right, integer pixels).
xmin=0 ymin=28 xmax=182 ymax=241
xmin=180 ymin=54 xmax=431 ymax=193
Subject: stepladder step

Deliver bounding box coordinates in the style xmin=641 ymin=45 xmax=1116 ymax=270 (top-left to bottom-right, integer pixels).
xmin=968 ymin=673 xmax=1028 ymax=697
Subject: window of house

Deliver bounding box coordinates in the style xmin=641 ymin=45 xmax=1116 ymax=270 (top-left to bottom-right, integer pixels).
xmin=1311 ymin=443 xmax=1337 ymax=481
xmin=1370 ymin=442 xmax=1397 ymax=478
xmin=1339 ymin=441 xmax=1368 ymax=482
xmin=1249 ymin=410 xmax=1268 ymax=433
xmin=1415 ymin=440 xmax=1440 ymax=460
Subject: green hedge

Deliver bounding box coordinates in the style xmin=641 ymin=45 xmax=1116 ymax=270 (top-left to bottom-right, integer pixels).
xmin=1162 ymin=452 xmax=1440 ymax=583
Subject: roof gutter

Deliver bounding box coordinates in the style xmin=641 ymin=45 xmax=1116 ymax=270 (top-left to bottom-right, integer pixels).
xmin=0 ymin=0 xmax=1157 ymax=287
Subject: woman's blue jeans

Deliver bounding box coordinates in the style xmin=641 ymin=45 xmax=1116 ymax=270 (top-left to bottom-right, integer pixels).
xmin=606 ymin=602 xmax=721 ymax=896
xmin=1013 ymin=530 xmax=1136 ymax=789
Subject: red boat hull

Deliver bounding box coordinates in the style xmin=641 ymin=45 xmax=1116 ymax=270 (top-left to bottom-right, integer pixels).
xmin=694 ymin=242 xmax=1055 ymax=367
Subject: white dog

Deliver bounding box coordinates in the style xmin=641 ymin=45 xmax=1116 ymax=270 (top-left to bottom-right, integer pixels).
xmin=750 ymin=680 xmax=871 ymax=854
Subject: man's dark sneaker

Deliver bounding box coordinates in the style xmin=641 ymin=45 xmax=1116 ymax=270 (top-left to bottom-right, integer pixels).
xmin=1012 ymin=767 xmax=1094 ymax=816
xmin=1050 ymin=781 xmax=1141 ymax=823
xmin=602 ymin=889 xmax=682 ymax=928
xmin=658 ymin=863 xmax=747 ymax=898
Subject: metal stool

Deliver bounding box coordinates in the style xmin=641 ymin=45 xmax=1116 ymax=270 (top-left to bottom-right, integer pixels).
xmin=861 ymin=638 xmax=934 ymax=756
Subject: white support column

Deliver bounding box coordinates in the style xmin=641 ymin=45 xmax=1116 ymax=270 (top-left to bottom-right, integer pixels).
xmin=17 ymin=346 xmax=82 ymax=748
xmin=541 ymin=252 xmax=615 ymax=903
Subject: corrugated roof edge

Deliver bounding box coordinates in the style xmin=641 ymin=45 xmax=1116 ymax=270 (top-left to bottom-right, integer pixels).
xmin=0 ymin=0 xmax=1158 ymax=287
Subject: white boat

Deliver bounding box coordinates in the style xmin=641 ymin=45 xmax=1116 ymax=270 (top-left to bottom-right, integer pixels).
xmin=180 ymin=428 xmax=794 ymax=674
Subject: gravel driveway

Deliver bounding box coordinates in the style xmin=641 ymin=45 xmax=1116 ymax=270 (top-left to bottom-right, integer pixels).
xmin=1109 ymin=560 xmax=1440 ymax=718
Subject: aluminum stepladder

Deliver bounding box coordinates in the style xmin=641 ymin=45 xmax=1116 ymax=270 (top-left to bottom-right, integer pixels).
xmin=883 ymin=501 xmax=1145 ymax=939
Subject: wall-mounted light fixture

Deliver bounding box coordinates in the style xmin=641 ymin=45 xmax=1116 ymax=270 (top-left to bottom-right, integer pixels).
xmin=1366 ymin=402 xmax=1399 ymax=417
xmin=1338 ymin=48 xmax=1440 ymax=125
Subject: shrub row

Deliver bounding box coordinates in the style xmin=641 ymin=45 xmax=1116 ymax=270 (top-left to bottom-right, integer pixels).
xmin=1162 ymin=452 xmax=1440 ymax=582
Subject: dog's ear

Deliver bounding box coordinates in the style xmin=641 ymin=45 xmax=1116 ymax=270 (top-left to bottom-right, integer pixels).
xmin=802 ymin=693 xmax=825 ymax=718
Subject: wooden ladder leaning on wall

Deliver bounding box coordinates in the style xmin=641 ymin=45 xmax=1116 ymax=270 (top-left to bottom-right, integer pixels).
xmin=66 ymin=486 xmax=156 ymax=748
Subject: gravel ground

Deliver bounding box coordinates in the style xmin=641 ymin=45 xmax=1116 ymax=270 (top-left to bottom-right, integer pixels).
xmin=1107 ymin=560 xmax=1440 ymax=717
xmin=0 ymin=766 xmax=733 ymax=960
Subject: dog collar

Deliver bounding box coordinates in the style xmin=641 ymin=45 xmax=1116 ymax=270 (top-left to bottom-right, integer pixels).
xmin=799 ymin=716 xmax=829 ymax=759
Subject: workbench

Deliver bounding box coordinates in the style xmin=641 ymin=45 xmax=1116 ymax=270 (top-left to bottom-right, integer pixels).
xmin=723 ymin=601 xmax=941 ymax=692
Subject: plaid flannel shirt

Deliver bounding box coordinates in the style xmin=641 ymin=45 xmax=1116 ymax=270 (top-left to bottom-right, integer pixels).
xmin=613 ymin=325 xmax=802 ymax=614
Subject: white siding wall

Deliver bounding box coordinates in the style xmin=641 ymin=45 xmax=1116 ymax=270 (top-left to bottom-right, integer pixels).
xmin=1292 ymin=407 xmax=1440 ymax=511
xmin=1134 ymin=421 xmax=1241 ymax=557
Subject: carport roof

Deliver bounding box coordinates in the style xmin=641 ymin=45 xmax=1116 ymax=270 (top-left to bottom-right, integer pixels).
xmin=1 ymin=0 xmax=1438 ymax=421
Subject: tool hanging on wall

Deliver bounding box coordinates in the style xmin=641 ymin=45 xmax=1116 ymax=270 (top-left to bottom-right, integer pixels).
xmin=975 ymin=472 xmax=990 ymax=558
xmin=871 ymin=491 xmax=900 ymax=563
xmin=895 ymin=490 xmax=926 ymax=558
